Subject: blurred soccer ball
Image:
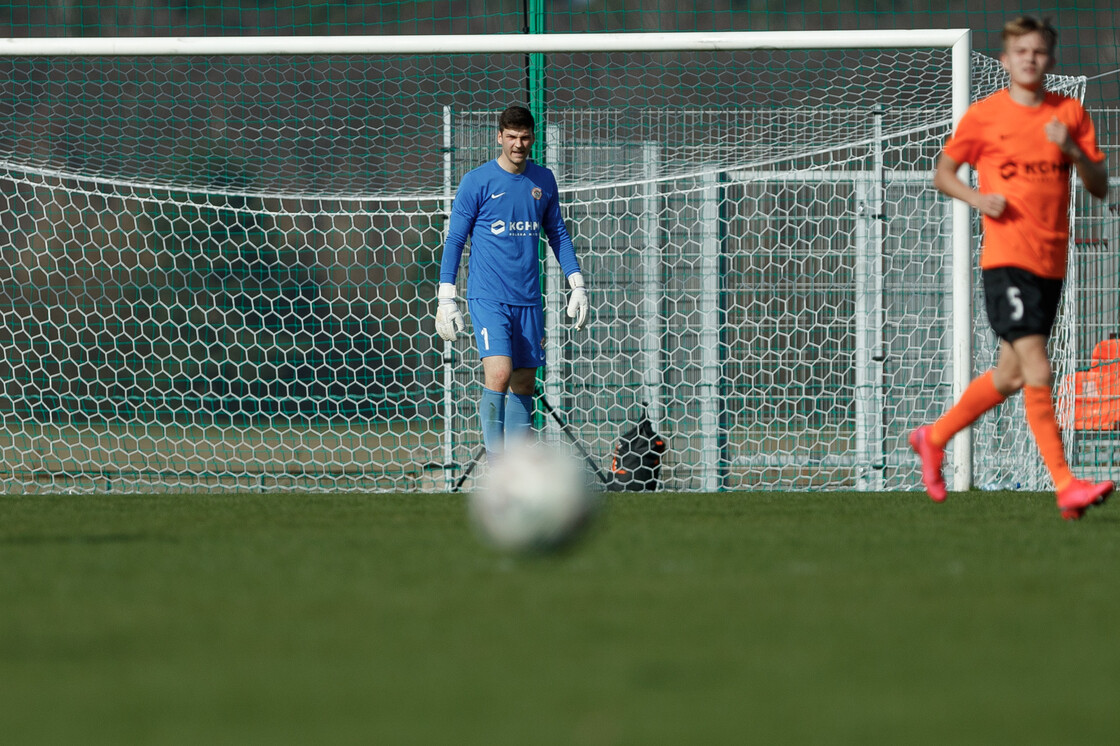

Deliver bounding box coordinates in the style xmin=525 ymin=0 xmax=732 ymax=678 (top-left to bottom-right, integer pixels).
xmin=469 ymin=441 xmax=599 ymax=553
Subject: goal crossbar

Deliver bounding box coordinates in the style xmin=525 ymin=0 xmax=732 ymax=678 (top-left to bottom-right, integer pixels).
xmin=0 ymin=30 xmax=971 ymax=56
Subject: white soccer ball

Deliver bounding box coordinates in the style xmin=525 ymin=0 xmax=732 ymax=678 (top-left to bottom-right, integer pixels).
xmin=469 ymin=441 xmax=599 ymax=553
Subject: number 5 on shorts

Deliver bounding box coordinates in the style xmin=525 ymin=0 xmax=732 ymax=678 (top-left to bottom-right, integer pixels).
xmin=1007 ymin=287 xmax=1023 ymax=322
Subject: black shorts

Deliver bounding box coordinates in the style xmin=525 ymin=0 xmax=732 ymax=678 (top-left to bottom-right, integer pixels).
xmin=982 ymin=266 xmax=1064 ymax=342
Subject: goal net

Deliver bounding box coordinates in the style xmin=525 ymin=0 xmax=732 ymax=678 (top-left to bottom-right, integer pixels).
xmin=0 ymin=32 xmax=1089 ymax=492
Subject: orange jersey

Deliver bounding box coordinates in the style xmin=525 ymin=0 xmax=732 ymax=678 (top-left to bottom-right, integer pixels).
xmin=943 ymin=89 xmax=1105 ymax=279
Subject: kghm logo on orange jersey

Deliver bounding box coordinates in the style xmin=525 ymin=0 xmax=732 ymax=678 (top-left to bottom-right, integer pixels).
xmin=999 ymin=160 xmax=1069 ymax=181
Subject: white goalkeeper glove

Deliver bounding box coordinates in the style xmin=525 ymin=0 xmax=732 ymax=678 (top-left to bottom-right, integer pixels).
xmin=566 ymin=272 xmax=589 ymax=332
xmin=434 ymin=282 xmax=465 ymax=342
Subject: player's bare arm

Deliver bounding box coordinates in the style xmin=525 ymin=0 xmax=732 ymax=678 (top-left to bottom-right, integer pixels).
xmin=1045 ymin=116 xmax=1109 ymax=199
xmin=933 ymin=153 xmax=1007 ymax=218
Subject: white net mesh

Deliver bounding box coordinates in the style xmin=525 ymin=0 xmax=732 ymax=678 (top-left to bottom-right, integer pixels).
xmin=0 ymin=40 xmax=1091 ymax=492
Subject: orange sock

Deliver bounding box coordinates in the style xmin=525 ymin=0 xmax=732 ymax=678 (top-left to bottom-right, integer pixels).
xmin=930 ymin=371 xmax=1007 ymax=447
xmin=1024 ymin=385 xmax=1074 ymax=492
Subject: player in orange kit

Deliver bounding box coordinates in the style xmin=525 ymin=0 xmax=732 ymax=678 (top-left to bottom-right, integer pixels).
xmin=910 ymin=16 xmax=1111 ymax=519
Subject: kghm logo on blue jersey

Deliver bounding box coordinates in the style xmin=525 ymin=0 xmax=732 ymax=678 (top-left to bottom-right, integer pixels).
xmin=508 ymin=220 xmax=540 ymax=234
xmin=490 ymin=219 xmax=539 ymax=236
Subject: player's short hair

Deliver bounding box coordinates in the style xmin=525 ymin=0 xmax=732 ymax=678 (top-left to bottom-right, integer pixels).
xmin=498 ymin=105 xmax=536 ymax=133
xmin=1002 ymin=15 xmax=1057 ymax=55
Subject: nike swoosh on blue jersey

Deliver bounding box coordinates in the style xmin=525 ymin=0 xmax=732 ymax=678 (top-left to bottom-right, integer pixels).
xmin=490 ymin=192 xmax=506 ymax=199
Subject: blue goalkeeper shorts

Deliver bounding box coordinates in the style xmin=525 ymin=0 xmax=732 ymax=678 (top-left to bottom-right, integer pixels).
xmin=467 ymin=299 xmax=546 ymax=369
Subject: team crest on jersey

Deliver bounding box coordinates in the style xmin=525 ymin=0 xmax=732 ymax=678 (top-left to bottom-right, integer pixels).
xmin=532 ymin=187 xmax=543 ymax=200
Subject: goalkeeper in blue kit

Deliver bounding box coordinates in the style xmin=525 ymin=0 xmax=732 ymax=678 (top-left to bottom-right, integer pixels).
xmin=435 ymin=105 xmax=589 ymax=461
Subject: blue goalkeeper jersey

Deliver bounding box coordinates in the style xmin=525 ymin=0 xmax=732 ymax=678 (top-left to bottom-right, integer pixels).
xmin=439 ymin=159 xmax=580 ymax=306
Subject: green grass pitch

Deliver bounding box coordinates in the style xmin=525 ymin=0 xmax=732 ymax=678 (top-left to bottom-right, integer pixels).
xmin=2 ymin=490 xmax=1119 ymax=745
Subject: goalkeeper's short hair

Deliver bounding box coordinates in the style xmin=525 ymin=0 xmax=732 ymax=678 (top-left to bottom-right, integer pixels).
xmin=498 ymin=105 xmax=535 ymax=132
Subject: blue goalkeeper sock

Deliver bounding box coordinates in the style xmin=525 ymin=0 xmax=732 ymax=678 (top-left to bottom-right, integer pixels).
xmin=505 ymin=392 xmax=534 ymax=448
xmin=479 ymin=387 xmax=507 ymax=461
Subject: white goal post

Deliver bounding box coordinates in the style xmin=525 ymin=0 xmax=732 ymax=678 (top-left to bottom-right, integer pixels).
xmin=0 ymin=30 xmax=1090 ymax=493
